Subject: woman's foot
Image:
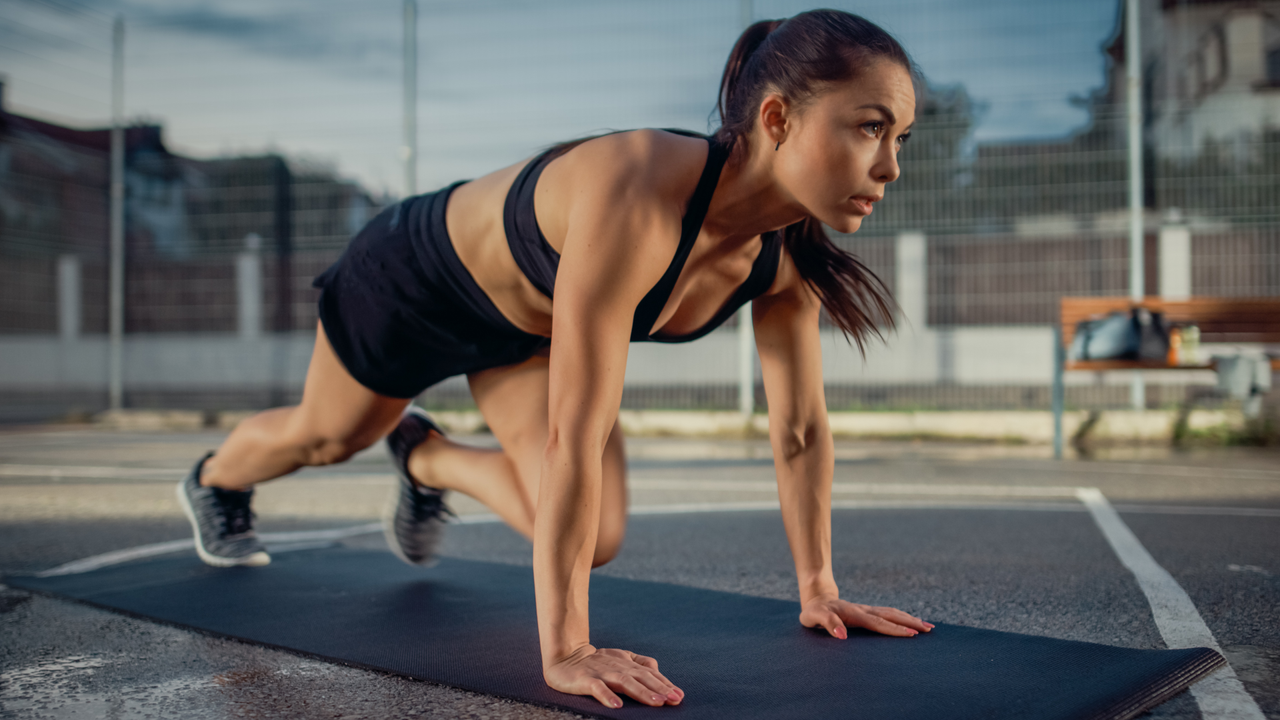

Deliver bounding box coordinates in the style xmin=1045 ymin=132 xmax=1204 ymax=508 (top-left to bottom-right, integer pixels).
xmin=176 ymin=453 xmax=271 ymax=567
xmin=383 ymin=408 xmax=455 ymax=566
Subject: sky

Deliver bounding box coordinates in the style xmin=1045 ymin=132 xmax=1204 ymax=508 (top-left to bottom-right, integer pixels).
xmin=1 ymin=0 xmax=1120 ymax=197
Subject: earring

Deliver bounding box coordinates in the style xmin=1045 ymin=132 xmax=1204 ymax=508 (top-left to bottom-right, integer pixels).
xmin=775 ymin=140 xmax=781 ymax=151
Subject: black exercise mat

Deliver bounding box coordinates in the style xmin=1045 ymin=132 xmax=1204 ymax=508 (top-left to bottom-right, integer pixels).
xmin=8 ymin=547 xmax=1224 ymax=720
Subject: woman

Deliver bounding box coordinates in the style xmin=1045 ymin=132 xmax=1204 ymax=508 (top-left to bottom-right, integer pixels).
xmin=177 ymin=9 xmax=934 ymax=710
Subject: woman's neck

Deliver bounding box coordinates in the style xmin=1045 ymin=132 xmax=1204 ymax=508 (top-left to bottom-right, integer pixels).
xmin=704 ymin=138 xmax=807 ymax=242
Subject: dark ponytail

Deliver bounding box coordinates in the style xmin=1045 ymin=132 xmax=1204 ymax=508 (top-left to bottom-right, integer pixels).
xmin=716 ymin=10 xmax=919 ymax=352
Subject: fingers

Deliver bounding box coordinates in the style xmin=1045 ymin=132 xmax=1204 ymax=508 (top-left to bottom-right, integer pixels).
xmin=630 ymin=654 xmax=684 ymax=702
xmin=632 ymin=653 xmax=659 ymax=671
xmin=606 ymin=672 xmax=675 ymax=707
xmin=856 ymin=612 xmax=919 ymax=637
xmin=873 ymin=606 xmax=935 ymax=633
xmin=560 ymin=650 xmax=682 ymax=709
xmin=817 ymin=609 xmax=849 ymax=640
xmin=588 ymin=679 xmax=624 ymax=710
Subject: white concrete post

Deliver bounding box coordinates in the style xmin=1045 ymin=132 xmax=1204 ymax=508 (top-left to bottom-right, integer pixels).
xmin=895 ymin=231 xmax=927 ymax=331
xmin=1223 ymin=9 xmax=1266 ymax=88
xmin=237 ymin=233 xmax=263 ymax=340
xmin=1158 ymin=224 xmax=1191 ymax=300
xmin=57 ymin=255 xmax=81 ymax=342
xmin=737 ymin=305 xmax=755 ymax=417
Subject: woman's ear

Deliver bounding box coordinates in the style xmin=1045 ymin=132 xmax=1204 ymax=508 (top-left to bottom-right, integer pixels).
xmin=758 ymin=93 xmax=790 ymax=148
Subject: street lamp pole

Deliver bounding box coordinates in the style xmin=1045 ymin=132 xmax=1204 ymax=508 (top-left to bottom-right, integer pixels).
xmin=108 ymin=15 xmax=125 ymax=410
xmin=403 ymin=0 xmax=418 ymax=198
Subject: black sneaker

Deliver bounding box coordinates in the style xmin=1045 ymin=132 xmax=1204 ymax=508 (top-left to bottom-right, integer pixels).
xmin=176 ymin=453 xmax=270 ymax=567
xmin=383 ymin=407 xmax=455 ymax=566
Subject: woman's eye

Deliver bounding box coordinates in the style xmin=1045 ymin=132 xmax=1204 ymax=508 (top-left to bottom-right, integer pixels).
xmin=862 ymin=122 xmax=884 ymax=138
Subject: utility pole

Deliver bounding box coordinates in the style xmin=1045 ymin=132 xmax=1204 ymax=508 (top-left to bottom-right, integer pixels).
xmin=1126 ymin=0 xmax=1145 ymax=410
xmin=108 ymin=15 xmax=125 ymax=410
xmin=403 ymin=0 xmax=418 ymax=197
xmin=737 ymin=0 xmax=755 ymax=420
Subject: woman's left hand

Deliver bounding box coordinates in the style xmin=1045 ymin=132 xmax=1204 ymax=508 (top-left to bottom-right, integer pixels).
xmin=799 ymin=595 xmax=934 ymax=639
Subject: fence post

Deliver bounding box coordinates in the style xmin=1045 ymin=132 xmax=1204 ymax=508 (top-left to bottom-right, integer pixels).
xmin=895 ymin=231 xmax=927 ymax=330
xmin=237 ymin=233 xmax=263 ymax=340
xmin=57 ymin=255 xmax=81 ymax=342
xmin=1158 ymin=223 xmax=1191 ymax=300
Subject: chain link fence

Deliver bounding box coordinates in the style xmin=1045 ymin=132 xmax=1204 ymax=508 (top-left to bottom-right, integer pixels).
xmin=1 ymin=0 xmax=1277 ymax=422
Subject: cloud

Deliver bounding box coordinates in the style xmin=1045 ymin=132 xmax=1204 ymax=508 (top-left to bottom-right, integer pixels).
xmin=102 ymin=0 xmax=399 ymax=73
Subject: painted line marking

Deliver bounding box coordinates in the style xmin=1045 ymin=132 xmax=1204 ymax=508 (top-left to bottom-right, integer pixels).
xmin=980 ymin=460 xmax=1280 ymax=482
xmin=1077 ymin=487 xmax=1265 ymax=720
xmin=35 ymin=523 xmax=382 ymax=577
xmin=630 ymin=480 xmax=1083 ymax=497
xmin=6 ymin=460 xmax=1280 ymax=484
xmin=26 ymin=491 xmax=1280 ymax=579
xmin=0 ymin=464 xmax=182 ymax=479
xmin=1109 ymin=504 xmax=1280 ymax=518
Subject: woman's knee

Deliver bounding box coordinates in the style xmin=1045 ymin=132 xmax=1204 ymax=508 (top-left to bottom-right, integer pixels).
xmin=591 ymin=510 xmax=627 ymax=567
xmin=592 ymin=532 xmax=624 ymax=568
xmin=298 ymin=434 xmax=362 ymax=466
xmin=290 ymin=423 xmax=386 ymax=467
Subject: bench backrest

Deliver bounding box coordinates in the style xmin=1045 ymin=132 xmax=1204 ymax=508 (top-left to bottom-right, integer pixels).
xmin=1060 ymin=297 xmax=1280 ymax=347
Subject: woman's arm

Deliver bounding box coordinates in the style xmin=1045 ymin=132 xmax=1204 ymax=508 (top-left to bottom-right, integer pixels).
xmin=534 ymin=132 xmax=689 ymax=709
xmin=753 ymin=262 xmax=933 ymax=639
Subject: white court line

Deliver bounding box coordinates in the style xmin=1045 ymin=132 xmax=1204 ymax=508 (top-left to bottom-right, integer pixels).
xmin=27 ymin=493 xmax=1278 ymax=578
xmin=1110 ymin=504 xmax=1280 ymax=518
xmin=1000 ymin=461 xmax=1280 ymax=482
xmin=0 ymin=464 xmax=182 ymax=479
xmin=630 ymin=479 xmax=1082 ymax=496
xmin=8 ymin=460 xmax=1280 ymax=483
xmin=30 ymin=498 xmax=1086 ymax=578
xmin=1077 ymin=488 xmax=1265 ymax=720
xmin=35 ymin=523 xmax=382 ymax=577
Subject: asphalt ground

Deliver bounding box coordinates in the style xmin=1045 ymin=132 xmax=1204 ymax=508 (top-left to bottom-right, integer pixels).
xmin=1 ymin=426 xmax=1277 ymax=719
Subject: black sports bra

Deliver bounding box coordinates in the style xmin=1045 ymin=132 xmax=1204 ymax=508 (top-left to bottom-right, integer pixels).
xmin=502 ymin=129 xmax=783 ymax=343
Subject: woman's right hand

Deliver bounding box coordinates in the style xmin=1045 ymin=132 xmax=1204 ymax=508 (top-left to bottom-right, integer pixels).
xmin=544 ymin=645 xmax=684 ymax=709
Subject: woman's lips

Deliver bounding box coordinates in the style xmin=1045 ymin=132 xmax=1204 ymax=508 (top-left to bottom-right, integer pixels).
xmin=850 ymin=197 xmax=876 ymax=215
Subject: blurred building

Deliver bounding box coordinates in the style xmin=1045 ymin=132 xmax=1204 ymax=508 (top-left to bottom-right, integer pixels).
xmin=1124 ymin=0 xmax=1280 ymax=160
xmin=0 ymin=81 xmax=380 ymax=418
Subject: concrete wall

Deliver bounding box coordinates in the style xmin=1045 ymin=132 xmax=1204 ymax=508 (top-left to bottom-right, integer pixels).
xmin=0 ymin=229 xmax=1224 ymax=416
xmin=0 ymin=326 xmax=1220 ymax=396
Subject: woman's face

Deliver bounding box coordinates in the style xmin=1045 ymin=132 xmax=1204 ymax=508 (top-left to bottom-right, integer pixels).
xmin=772 ymin=59 xmax=916 ymax=234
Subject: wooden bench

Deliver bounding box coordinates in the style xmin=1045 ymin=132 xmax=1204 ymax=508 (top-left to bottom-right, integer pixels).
xmin=1052 ymin=296 xmax=1280 ymax=457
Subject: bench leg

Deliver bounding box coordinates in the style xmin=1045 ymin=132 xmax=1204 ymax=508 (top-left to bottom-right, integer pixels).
xmin=1053 ymin=328 xmax=1065 ymax=460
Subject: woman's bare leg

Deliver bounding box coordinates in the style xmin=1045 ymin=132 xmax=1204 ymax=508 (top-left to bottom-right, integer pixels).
xmin=201 ymin=323 xmax=410 ymax=490
xmin=405 ymin=352 xmax=628 ymax=566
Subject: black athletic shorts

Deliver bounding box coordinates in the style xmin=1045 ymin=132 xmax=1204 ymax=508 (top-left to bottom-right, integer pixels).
xmin=313 ymin=181 xmax=550 ymax=399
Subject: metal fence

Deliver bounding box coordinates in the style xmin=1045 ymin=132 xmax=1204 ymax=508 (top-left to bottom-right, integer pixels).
xmin=1 ymin=0 xmax=1278 ymax=422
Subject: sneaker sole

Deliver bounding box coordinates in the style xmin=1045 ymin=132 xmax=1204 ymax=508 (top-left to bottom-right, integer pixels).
xmin=175 ymin=480 xmax=271 ymax=568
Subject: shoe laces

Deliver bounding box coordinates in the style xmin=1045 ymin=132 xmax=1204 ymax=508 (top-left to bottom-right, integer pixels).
xmin=214 ymin=488 xmax=256 ymax=538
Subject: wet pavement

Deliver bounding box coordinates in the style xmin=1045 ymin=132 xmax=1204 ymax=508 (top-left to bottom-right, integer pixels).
xmin=1 ymin=426 xmax=1278 ymax=719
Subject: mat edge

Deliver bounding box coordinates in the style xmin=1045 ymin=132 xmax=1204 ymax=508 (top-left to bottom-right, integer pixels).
xmin=1089 ymin=647 xmax=1228 ymax=720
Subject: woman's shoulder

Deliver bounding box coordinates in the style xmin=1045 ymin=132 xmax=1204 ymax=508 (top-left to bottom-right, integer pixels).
xmin=542 ymin=129 xmax=712 ymax=204
xmin=521 ymin=129 xmax=715 ymax=255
